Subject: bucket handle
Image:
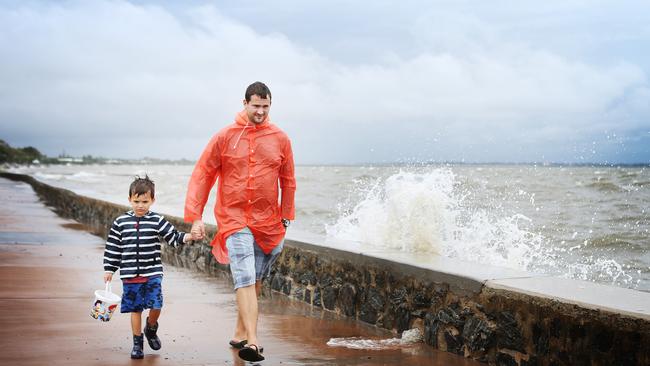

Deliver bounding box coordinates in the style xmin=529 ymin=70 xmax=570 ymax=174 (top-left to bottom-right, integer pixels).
xmin=105 ymin=281 xmax=112 ymax=294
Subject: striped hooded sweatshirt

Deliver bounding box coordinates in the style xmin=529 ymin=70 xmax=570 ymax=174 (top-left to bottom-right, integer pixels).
xmin=103 ymin=211 xmax=188 ymax=279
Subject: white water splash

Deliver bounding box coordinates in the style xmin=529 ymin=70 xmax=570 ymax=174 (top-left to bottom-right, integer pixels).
xmin=327 ymin=168 xmax=545 ymax=269
xmin=327 ymin=169 xmax=459 ymax=253
xmin=326 ymin=168 xmax=631 ymax=283
xmin=327 ymin=328 xmax=423 ymax=350
xmin=33 ymin=172 xmax=64 ymax=181
xmin=326 ymin=337 xmax=403 ymax=350
xmin=400 ymin=328 xmax=423 ymax=344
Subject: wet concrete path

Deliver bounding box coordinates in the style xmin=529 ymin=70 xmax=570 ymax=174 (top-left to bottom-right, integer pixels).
xmin=0 ymin=177 xmax=484 ymax=366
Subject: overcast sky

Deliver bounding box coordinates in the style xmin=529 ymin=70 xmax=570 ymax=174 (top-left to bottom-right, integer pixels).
xmin=1 ymin=0 xmax=649 ymax=164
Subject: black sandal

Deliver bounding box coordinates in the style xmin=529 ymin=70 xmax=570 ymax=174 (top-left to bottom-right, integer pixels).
xmin=238 ymin=344 xmax=264 ymax=362
xmin=229 ymin=339 xmax=247 ymax=349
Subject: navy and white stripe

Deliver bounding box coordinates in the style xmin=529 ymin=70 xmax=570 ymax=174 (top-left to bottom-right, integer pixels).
xmin=103 ymin=211 xmax=187 ymax=279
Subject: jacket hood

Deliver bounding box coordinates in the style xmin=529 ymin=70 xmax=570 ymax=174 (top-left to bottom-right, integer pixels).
xmin=235 ymin=110 xmax=270 ymax=129
xmin=232 ymin=110 xmax=272 ymax=149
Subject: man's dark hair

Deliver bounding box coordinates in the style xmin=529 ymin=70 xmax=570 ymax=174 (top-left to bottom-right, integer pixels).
xmin=129 ymin=175 xmax=155 ymax=198
xmin=245 ymin=81 xmax=272 ymax=102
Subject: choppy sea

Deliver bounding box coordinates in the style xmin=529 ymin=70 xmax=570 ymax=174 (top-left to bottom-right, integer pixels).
xmin=8 ymin=164 xmax=649 ymax=292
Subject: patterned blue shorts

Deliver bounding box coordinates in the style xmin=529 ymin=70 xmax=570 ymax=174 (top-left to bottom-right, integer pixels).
xmin=226 ymin=227 xmax=284 ymax=290
xmin=120 ymin=276 xmax=163 ymax=313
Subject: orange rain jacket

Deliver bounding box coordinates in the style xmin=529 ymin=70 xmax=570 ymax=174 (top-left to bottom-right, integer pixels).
xmin=184 ymin=110 xmax=296 ymax=264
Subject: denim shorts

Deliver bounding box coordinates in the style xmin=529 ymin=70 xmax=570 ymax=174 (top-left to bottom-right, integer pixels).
xmin=226 ymin=227 xmax=284 ymax=290
xmin=120 ymin=276 xmax=163 ymax=313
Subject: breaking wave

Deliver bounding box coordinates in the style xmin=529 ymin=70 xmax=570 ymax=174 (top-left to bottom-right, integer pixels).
xmin=327 ymin=168 xmax=633 ymax=286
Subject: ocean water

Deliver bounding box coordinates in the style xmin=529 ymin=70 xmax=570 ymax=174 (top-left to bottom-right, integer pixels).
xmin=8 ymin=164 xmax=649 ymax=292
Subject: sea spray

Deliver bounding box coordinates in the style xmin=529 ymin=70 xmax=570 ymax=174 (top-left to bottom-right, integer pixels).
xmin=327 ymin=168 xmax=545 ymax=268
xmin=327 ymin=167 xmax=633 ymax=286
xmin=327 ymin=169 xmax=459 ymax=253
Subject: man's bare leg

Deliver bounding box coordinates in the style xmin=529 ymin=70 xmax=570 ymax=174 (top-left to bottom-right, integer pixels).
xmin=236 ymin=284 xmax=259 ymax=347
xmin=233 ymin=280 xmax=262 ymax=343
xmin=233 ymin=310 xmax=246 ymax=342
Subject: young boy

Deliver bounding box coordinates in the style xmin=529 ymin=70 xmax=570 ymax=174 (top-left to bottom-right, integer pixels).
xmin=103 ymin=175 xmax=194 ymax=359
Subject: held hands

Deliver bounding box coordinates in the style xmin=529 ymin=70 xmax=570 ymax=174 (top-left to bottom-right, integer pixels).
xmin=183 ymin=233 xmax=195 ymax=245
xmin=184 ymin=230 xmax=203 ymax=244
xmin=190 ymin=230 xmax=203 ymax=241
xmin=103 ymin=272 xmax=113 ymax=283
xmin=191 ymin=219 xmax=206 ymax=241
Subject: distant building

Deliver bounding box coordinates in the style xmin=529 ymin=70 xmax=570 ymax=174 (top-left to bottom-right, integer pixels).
xmin=57 ymin=157 xmax=83 ymax=163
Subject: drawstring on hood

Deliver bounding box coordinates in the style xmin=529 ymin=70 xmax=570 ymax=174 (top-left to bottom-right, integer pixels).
xmin=232 ymin=122 xmax=249 ymax=149
xmin=232 ymin=110 xmax=269 ymax=149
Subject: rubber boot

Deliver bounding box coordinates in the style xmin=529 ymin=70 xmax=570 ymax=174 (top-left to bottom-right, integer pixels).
xmin=131 ymin=334 xmax=144 ymax=359
xmin=144 ymin=317 xmax=161 ymax=350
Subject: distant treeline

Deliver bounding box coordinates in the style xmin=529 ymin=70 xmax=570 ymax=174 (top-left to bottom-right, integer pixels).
xmin=0 ymin=139 xmax=56 ymax=164
xmin=0 ymin=139 xmax=195 ymax=165
xmin=0 ymin=139 xmax=117 ymax=165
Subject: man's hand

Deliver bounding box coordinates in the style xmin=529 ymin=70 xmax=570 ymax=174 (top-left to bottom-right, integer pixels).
xmin=104 ymin=272 xmax=113 ymax=283
xmin=191 ymin=219 xmax=205 ymax=241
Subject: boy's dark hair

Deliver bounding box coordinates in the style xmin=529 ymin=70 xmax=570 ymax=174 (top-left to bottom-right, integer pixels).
xmin=129 ymin=175 xmax=155 ymax=198
xmin=245 ymin=81 xmax=271 ymax=102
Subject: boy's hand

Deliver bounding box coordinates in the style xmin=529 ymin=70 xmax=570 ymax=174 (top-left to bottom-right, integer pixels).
xmin=189 ymin=231 xmax=200 ymax=242
xmin=183 ymin=233 xmax=194 ymax=245
xmin=191 ymin=219 xmax=205 ymax=240
xmin=104 ymin=272 xmax=113 ymax=283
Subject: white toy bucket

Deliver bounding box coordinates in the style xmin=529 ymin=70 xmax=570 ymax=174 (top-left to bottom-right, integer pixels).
xmin=90 ymin=282 xmax=121 ymax=322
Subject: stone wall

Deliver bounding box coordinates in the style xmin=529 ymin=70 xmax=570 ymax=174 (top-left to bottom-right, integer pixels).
xmin=2 ymin=171 xmax=649 ymax=366
xmin=270 ymin=241 xmax=650 ymax=365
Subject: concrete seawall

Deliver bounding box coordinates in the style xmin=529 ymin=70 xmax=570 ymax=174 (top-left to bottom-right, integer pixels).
xmin=2 ymin=171 xmax=648 ymax=366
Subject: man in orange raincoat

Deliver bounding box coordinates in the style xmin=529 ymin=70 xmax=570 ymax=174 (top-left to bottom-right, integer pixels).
xmin=184 ymin=82 xmax=296 ymax=362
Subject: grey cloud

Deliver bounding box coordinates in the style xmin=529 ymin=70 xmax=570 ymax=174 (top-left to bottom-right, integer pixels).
xmin=0 ymin=0 xmax=648 ymax=163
